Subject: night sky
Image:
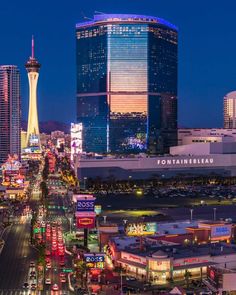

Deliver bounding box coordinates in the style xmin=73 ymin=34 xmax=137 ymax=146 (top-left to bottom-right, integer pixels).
xmin=1 ymin=0 xmax=236 ymax=127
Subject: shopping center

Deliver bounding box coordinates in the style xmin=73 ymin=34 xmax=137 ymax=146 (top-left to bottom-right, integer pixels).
xmin=102 ymin=220 xmax=236 ymax=285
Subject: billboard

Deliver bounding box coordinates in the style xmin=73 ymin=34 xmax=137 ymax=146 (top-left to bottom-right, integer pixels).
xmin=29 ymin=134 xmax=40 ymax=146
xmin=94 ymin=205 xmax=102 ymax=215
xmin=207 ymin=266 xmax=222 ymax=289
xmin=77 ymin=199 xmax=95 ymax=212
xmin=84 ymin=253 xmax=105 ymax=269
xmin=57 ymin=138 xmax=65 ymax=149
xmin=76 ymin=215 xmax=95 ymax=229
xmin=71 ymin=123 xmax=83 ymax=160
xmin=211 ymin=225 xmax=231 ymax=238
xmin=125 ymin=222 xmax=157 ymax=236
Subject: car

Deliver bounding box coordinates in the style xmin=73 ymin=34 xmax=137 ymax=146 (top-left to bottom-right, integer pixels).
xmin=31 ymin=283 xmax=37 ymax=290
xmin=126 ymin=276 xmax=136 ymax=281
xmin=46 ymin=257 xmax=51 ymax=263
xmin=30 ymin=261 xmax=35 ymax=267
xmin=46 ymin=262 xmax=52 ymax=269
xmin=30 ymin=270 xmax=36 ymax=276
xmin=22 ymin=282 xmax=29 ymax=289
xmin=52 ymin=284 xmax=59 ymax=291
xmin=60 ymin=272 xmax=66 ymax=277
xmin=46 ymin=250 xmax=51 ymax=256
xmin=45 ymin=278 xmax=51 ymax=284
xmin=60 ymin=277 xmax=66 ymax=283
xmin=59 ymin=260 xmax=65 ymax=267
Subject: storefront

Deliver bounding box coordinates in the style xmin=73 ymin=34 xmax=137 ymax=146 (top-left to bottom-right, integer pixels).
xmin=117 ymin=252 xmax=147 ymax=279
xmin=147 ymin=253 xmax=172 ymax=284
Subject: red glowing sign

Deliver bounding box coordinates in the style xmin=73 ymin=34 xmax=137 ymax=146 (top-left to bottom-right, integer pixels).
xmin=76 ymin=216 xmax=95 ymax=229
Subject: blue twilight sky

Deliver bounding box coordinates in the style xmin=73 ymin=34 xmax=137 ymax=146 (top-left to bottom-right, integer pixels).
xmin=1 ymin=0 xmax=236 ymax=127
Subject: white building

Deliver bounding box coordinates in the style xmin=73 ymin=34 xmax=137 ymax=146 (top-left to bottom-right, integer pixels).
xmin=178 ymin=128 xmax=236 ymax=146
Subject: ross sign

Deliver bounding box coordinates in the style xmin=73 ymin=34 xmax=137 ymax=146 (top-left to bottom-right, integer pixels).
xmin=77 ymin=200 xmax=95 ymax=212
xmin=76 ymin=216 xmax=95 ymax=229
xmin=84 ymin=253 xmax=105 ymax=269
xmin=125 ymin=222 xmax=157 ymax=236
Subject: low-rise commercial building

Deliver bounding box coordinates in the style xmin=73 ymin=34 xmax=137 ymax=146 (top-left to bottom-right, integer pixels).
xmin=116 ymin=243 xmax=236 ymax=285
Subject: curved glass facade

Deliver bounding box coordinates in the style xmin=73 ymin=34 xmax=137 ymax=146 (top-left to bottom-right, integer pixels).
xmin=76 ymin=14 xmax=178 ymax=154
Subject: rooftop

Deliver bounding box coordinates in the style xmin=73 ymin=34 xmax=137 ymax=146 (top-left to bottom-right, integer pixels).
xmin=76 ymin=13 xmax=177 ymax=30
xmin=125 ymin=243 xmax=236 ymax=260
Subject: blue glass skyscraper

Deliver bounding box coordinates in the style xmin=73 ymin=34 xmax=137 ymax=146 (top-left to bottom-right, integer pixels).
xmin=76 ymin=14 xmax=178 ymax=154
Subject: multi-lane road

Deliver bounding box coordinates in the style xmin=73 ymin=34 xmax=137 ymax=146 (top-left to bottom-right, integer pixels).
xmin=0 ymin=221 xmax=37 ymax=290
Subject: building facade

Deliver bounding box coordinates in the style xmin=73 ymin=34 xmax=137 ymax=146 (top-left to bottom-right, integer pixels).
xmin=224 ymin=91 xmax=236 ymax=129
xmin=76 ymin=14 xmax=178 ymax=154
xmin=0 ymin=65 xmax=21 ymax=163
xmin=178 ymin=128 xmax=236 ymax=146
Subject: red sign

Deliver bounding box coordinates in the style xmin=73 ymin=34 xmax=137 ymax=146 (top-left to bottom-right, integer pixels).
xmin=76 ymin=216 xmax=95 ymax=229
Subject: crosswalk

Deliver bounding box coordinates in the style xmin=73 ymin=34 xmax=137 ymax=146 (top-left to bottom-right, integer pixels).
xmin=0 ymin=291 xmax=37 ymax=295
xmin=0 ymin=291 xmax=72 ymax=295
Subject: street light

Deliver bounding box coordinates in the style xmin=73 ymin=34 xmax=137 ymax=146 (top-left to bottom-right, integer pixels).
xmin=213 ymin=208 xmax=217 ymax=221
xmin=83 ymin=177 xmax=87 ymax=190
xmin=190 ymin=209 xmax=193 ymax=222
xmin=120 ymin=269 xmax=123 ymax=295
xmin=103 ymin=216 xmax=107 ymax=224
xmin=68 ymin=217 xmax=72 ymax=233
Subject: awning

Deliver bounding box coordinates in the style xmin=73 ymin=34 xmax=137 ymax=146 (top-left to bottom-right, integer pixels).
xmin=117 ymin=258 xmax=146 ymax=270
xmin=174 ymin=261 xmax=216 ymax=271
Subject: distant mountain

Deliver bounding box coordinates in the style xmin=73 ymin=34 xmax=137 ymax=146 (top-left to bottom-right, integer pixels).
xmin=21 ymin=120 xmax=70 ymax=134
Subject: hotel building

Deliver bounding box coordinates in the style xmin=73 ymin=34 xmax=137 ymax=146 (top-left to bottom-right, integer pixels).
xmin=0 ymin=66 xmax=21 ymax=163
xmin=76 ymin=14 xmax=178 ymax=154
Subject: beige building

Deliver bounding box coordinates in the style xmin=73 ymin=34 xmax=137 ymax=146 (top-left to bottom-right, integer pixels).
xmin=224 ymin=91 xmax=236 ymax=129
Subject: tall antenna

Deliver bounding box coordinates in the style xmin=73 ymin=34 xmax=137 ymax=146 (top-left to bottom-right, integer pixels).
xmin=31 ymin=35 xmax=34 ymax=59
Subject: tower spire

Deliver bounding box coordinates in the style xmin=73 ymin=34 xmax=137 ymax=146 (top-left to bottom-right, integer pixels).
xmin=31 ymin=35 xmax=34 ymax=59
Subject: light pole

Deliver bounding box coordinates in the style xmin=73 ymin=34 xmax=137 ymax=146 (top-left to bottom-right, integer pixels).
xmin=213 ymin=208 xmax=217 ymax=221
xmin=190 ymin=209 xmax=193 ymax=222
xmin=103 ymin=216 xmax=107 ymax=224
xmin=120 ymin=269 xmax=123 ymax=295
xmin=83 ymin=177 xmax=87 ymax=190
xmin=69 ymin=217 xmax=72 ymax=233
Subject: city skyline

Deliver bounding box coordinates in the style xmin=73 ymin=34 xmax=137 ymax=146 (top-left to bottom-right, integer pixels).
xmin=1 ymin=0 xmax=236 ymax=127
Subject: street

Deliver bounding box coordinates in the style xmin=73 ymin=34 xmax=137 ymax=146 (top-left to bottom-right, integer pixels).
xmin=0 ymin=222 xmax=37 ymax=290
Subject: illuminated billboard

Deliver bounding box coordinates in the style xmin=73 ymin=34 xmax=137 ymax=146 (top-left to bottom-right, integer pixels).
xmin=125 ymin=222 xmax=157 ymax=236
xmin=29 ymin=134 xmax=40 ymax=146
xmin=84 ymin=253 xmax=105 ymax=269
xmin=76 ymin=215 xmax=95 ymax=229
xmin=1 ymin=155 xmax=25 ymax=188
xmin=211 ymin=225 xmax=231 ymax=238
xmin=77 ymin=199 xmax=95 ymax=212
xmin=71 ymin=123 xmax=83 ymax=160
xmin=57 ymin=138 xmax=65 ymax=149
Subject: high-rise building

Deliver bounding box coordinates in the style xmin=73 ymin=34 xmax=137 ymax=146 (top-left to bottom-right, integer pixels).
xmin=76 ymin=14 xmax=178 ymax=154
xmin=25 ymin=36 xmax=41 ymax=150
xmin=224 ymin=91 xmax=236 ymax=129
xmin=0 ymin=65 xmax=21 ymax=163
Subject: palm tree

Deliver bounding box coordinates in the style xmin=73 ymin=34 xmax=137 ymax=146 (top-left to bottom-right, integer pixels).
xmin=76 ymin=260 xmax=88 ymax=288
xmin=184 ymin=270 xmax=192 ymax=288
